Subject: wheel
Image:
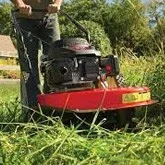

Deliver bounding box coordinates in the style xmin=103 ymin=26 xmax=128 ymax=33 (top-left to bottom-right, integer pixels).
xmin=116 ymin=108 xmax=135 ymax=129
xmin=115 ymin=75 xmax=136 ymax=129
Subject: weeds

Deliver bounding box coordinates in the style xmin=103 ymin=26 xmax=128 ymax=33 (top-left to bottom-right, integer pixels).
xmin=0 ymin=54 xmax=165 ymax=164
xmin=0 ymin=121 xmax=164 ymax=165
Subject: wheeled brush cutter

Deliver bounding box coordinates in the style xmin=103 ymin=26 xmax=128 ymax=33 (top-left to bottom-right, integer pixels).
xmin=12 ymin=10 xmax=156 ymax=127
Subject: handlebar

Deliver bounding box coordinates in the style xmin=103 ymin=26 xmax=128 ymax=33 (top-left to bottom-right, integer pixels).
xmin=12 ymin=9 xmax=90 ymax=42
xmin=12 ymin=9 xmax=47 ymax=13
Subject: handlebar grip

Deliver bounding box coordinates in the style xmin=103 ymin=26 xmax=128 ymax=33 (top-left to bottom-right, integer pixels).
xmin=12 ymin=9 xmax=48 ymax=13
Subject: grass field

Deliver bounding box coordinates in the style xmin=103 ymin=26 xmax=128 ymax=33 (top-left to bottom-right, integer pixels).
xmin=0 ymin=55 xmax=165 ymax=164
xmin=0 ymin=84 xmax=19 ymax=103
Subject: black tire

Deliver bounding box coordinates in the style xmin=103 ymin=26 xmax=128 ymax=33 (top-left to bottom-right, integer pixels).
xmin=116 ymin=108 xmax=135 ymax=129
xmin=115 ymin=74 xmax=136 ymax=129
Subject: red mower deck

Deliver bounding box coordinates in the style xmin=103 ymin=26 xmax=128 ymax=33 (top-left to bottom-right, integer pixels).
xmin=37 ymin=87 xmax=155 ymax=112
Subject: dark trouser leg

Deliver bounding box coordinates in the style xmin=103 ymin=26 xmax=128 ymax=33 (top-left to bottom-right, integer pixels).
xmin=40 ymin=14 xmax=60 ymax=93
xmin=41 ymin=13 xmax=60 ymax=56
xmin=17 ymin=19 xmax=40 ymax=110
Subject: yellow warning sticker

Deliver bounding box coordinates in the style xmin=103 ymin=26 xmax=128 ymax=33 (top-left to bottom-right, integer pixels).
xmin=122 ymin=92 xmax=151 ymax=104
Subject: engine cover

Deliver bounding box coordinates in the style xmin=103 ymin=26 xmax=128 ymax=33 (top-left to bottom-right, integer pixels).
xmin=44 ymin=56 xmax=99 ymax=90
xmin=42 ymin=38 xmax=101 ymax=91
xmin=78 ymin=57 xmax=99 ymax=81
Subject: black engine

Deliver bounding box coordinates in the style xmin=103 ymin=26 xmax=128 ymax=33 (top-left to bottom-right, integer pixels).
xmin=41 ymin=38 xmax=119 ymax=92
xmin=45 ymin=56 xmax=99 ymax=86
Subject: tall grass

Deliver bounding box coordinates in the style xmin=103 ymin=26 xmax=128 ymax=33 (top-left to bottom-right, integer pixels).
xmin=0 ymin=84 xmax=21 ymax=123
xmin=120 ymin=52 xmax=165 ymax=124
xmin=120 ymin=52 xmax=157 ymax=86
xmin=0 ymin=121 xmax=165 ymax=164
xmin=0 ymin=84 xmax=19 ymax=103
xmin=0 ymin=54 xmax=165 ymax=164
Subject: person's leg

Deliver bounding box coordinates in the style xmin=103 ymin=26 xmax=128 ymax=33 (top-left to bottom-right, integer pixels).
xmin=40 ymin=13 xmax=61 ymax=93
xmin=41 ymin=13 xmax=60 ymax=59
xmin=17 ymin=19 xmax=40 ymax=113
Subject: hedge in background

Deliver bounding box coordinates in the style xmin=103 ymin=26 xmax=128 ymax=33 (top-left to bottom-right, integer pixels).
xmin=60 ymin=20 xmax=112 ymax=56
